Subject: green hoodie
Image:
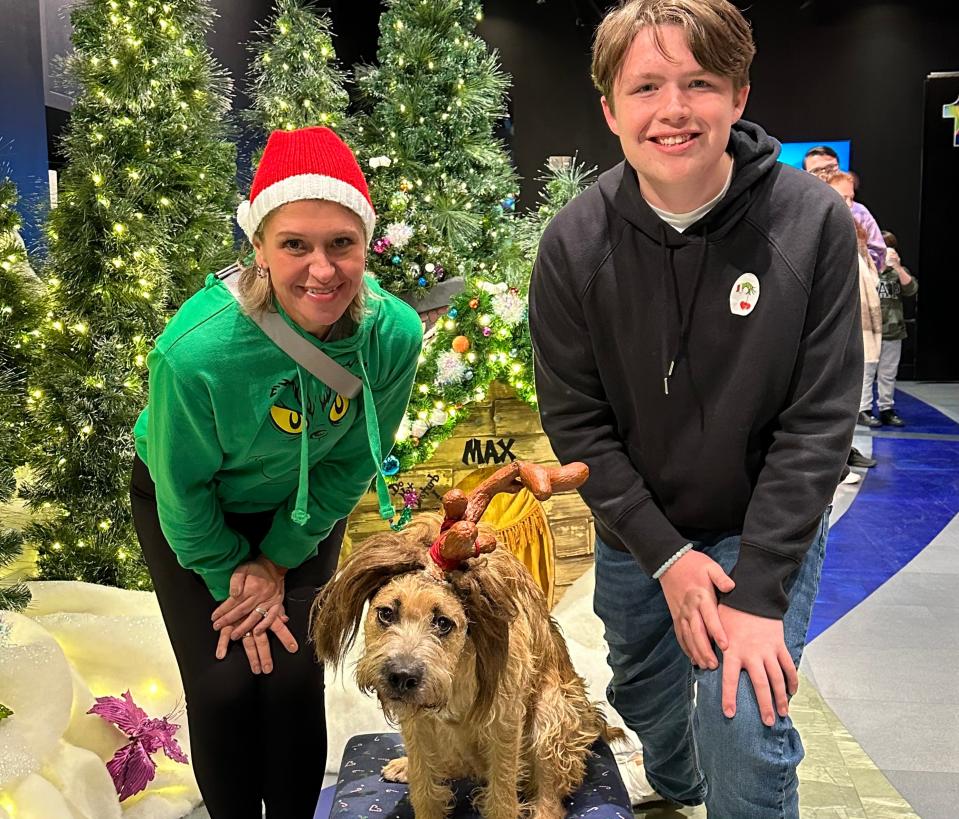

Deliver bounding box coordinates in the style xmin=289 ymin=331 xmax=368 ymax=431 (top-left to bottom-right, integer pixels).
xmin=134 ymin=273 xmax=422 ymax=600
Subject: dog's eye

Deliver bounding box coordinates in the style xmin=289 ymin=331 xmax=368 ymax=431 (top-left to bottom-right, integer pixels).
xmin=376 ymin=606 xmax=395 ymax=626
xmin=434 ymin=615 xmax=454 ymax=636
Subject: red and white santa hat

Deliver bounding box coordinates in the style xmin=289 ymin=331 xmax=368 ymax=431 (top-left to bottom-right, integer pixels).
xmin=236 ymin=126 xmax=376 ymax=244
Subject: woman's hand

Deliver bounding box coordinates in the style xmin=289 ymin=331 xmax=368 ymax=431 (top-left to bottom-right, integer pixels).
xmin=211 ymin=556 xmax=287 ymax=637
xmin=215 ymin=604 xmax=300 ymax=674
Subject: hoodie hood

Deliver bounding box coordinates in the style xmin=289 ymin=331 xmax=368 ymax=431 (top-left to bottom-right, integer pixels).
xmin=600 ymin=119 xmax=781 ymax=395
xmin=605 ymin=119 xmax=782 ymax=247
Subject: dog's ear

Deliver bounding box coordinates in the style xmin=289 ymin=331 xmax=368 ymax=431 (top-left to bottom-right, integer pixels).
xmin=451 ymin=558 xmax=520 ymax=722
xmin=311 ymin=533 xmax=427 ymax=666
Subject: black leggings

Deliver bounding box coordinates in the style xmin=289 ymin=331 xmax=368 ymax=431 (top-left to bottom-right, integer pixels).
xmin=131 ymin=455 xmax=343 ymax=819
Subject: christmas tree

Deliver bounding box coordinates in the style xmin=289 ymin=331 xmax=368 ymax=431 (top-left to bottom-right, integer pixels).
xmin=245 ymin=0 xmax=351 ymax=140
xmin=392 ymin=158 xmax=596 ymax=469
xmin=23 ymin=0 xmax=237 ymax=589
xmin=0 ymin=177 xmax=39 ymax=611
xmin=356 ymin=0 xmax=519 ymax=297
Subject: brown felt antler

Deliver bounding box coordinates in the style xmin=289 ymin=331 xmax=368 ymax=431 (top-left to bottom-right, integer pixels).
xmin=427 ymin=461 xmax=589 ymax=573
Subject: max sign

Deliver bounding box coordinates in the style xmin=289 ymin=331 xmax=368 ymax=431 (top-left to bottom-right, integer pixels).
xmin=462 ymin=438 xmax=516 ymax=465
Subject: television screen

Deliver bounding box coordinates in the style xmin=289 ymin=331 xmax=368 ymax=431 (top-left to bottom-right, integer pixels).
xmin=777 ymin=140 xmax=851 ymax=171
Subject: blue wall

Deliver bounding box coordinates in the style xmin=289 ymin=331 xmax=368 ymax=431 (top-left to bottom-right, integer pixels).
xmin=0 ymin=0 xmax=50 ymax=252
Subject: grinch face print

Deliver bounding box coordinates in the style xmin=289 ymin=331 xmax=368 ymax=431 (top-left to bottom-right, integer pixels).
xmin=730 ymin=273 xmax=760 ymax=317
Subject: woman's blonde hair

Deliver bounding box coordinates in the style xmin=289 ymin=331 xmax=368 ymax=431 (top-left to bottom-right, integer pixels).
xmin=592 ymin=0 xmax=755 ymax=107
xmin=236 ymin=206 xmax=369 ymax=335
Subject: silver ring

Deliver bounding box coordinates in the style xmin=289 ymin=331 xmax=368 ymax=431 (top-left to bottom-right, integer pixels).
xmin=243 ymin=631 xmax=253 ymax=639
xmin=255 ymin=607 xmax=269 ymax=618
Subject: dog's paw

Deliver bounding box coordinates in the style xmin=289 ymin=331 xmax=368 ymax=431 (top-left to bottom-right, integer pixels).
xmin=382 ymin=755 xmax=410 ymax=783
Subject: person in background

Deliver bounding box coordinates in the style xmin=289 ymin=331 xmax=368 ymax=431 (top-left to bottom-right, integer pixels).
xmin=824 ymin=171 xmax=882 ymax=473
xmin=861 ymin=230 xmax=918 ymax=426
xmin=130 ymin=126 xmax=423 ymax=818
xmin=803 ymin=145 xmax=886 ymax=272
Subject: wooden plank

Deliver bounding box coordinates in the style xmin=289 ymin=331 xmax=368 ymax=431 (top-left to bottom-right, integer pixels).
xmin=554 ymin=554 xmax=594 ymax=587
xmin=550 ymin=518 xmax=593 ymax=559
xmin=542 ymin=492 xmax=591 ymax=521
xmin=451 ymin=402 xmax=494 ymax=437
xmin=489 ymin=380 xmax=515 ymax=401
xmin=492 ymin=399 xmax=543 ymax=435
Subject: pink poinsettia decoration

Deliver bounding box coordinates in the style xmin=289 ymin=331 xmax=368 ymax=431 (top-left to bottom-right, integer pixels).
xmin=88 ymin=690 xmax=189 ymax=801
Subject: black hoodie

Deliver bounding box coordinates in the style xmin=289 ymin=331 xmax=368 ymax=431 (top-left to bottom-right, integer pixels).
xmin=529 ymin=120 xmax=862 ymax=619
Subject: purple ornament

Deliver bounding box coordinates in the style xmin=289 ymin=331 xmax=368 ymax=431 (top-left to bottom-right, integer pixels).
xmin=372 ymin=237 xmax=392 ymax=255
xmin=402 ymin=488 xmax=421 ymax=508
xmin=435 ymin=265 xmax=446 ymax=281
xmin=88 ymin=691 xmax=189 ymax=801
xmin=482 ymin=326 xmax=492 ymax=337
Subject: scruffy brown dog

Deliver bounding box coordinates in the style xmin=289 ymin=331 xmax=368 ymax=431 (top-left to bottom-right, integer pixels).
xmin=312 ymin=461 xmax=621 ymax=819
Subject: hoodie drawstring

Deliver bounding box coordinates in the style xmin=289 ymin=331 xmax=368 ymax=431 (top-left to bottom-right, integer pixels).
xmin=291 ymin=365 xmax=311 ymax=526
xmin=662 ymin=226 xmax=710 ymax=397
xmin=356 ymin=354 xmax=395 ymax=523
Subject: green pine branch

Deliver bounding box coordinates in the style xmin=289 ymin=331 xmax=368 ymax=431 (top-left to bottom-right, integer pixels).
xmin=246 ymin=0 xmax=351 ymax=141
xmin=22 ymin=0 xmax=237 ymax=591
xmin=392 ymin=158 xmax=595 ymax=469
xmin=356 ymin=0 xmax=519 ymax=296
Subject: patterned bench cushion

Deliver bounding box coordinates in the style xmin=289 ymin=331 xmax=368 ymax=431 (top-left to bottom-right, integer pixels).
xmin=329 ymin=732 xmax=632 ymax=818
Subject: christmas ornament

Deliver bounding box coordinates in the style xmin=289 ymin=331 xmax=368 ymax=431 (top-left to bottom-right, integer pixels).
xmin=368 ymin=155 xmax=392 ymax=169
xmin=448 ymin=307 xmax=458 ymax=318
xmin=424 ymin=263 xmax=435 ymax=273
xmin=429 ymin=407 xmax=449 ymax=426
xmin=88 ymin=690 xmax=189 ymax=801
xmin=390 ymin=506 xmax=413 ymax=531
xmin=382 ymin=455 xmax=401 ymax=476
xmin=417 ymin=277 xmax=427 ymax=287
xmin=372 ymin=237 xmax=392 ymax=255
xmin=492 ymin=289 xmax=527 ymax=326
xmin=411 ymin=418 xmax=429 ymax=438
xmin=469 ymin=298 xmax=479 ymax=308
xmin=384 ymin=221 xmax=414 ymax=249
xmin=482 ymin=326 xmax=492 ymax=337
xmin=391 ymin=255 xmax=402 ymax=265
xmin=452 ymin=335 xmax=470 ymax=353
xmin=434 ymin=350 xmax=468 ymax=387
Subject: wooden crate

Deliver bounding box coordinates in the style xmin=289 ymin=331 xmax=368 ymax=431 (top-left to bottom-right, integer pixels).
xmin=346 ymin=382 xmax=594 ymax=607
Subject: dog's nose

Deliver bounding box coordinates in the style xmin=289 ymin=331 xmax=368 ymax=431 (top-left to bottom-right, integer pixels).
xmin=385 ymin=658 xmax=423 ymax=694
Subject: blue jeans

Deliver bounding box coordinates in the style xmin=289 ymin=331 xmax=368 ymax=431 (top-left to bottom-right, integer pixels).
xmin=593 ymin=511 xmax=828 ymax=818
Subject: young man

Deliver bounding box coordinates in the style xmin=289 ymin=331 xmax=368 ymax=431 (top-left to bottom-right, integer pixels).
xmin=529 ymin=2 xmax=862 ymax=817
xmin=803 ymin=145 xmax=887 ymax=273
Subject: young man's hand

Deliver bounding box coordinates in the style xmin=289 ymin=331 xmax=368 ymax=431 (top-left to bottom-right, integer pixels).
xmin=659 ymin=550 xmax=735 ymax=670
xmin=717 ymin=604 xmax=798 ymax=726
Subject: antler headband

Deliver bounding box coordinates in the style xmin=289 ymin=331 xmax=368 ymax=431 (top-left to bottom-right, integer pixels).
xmin=427 ymin=461 xmax=589 ymax=573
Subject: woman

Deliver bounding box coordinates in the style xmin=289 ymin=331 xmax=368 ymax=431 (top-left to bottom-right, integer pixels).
xmin=130 ymin=126 xmax=423 ymax=818
xmin=825 ymin=169 xmax=882 ymax=475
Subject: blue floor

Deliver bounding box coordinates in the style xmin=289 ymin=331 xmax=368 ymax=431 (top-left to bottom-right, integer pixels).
xmin=809 ymin=389 xmax=959 ymax=640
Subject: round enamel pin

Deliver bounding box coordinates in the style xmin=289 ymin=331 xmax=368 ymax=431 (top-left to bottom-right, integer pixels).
xmin=730 ymin=272 xmax=760 ymax=316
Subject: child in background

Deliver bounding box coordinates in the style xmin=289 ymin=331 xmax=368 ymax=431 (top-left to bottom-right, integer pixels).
xmin=861 ymin=231 xmax=918 ymax=426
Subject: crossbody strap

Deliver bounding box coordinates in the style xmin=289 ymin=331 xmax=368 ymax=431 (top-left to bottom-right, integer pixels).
xmin=215 ymin=264 xmax=362 ymax=399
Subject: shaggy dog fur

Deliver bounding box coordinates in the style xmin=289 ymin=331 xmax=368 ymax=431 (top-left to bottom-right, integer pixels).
xmin=312 ymin=513 xmax=621 ymax=819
